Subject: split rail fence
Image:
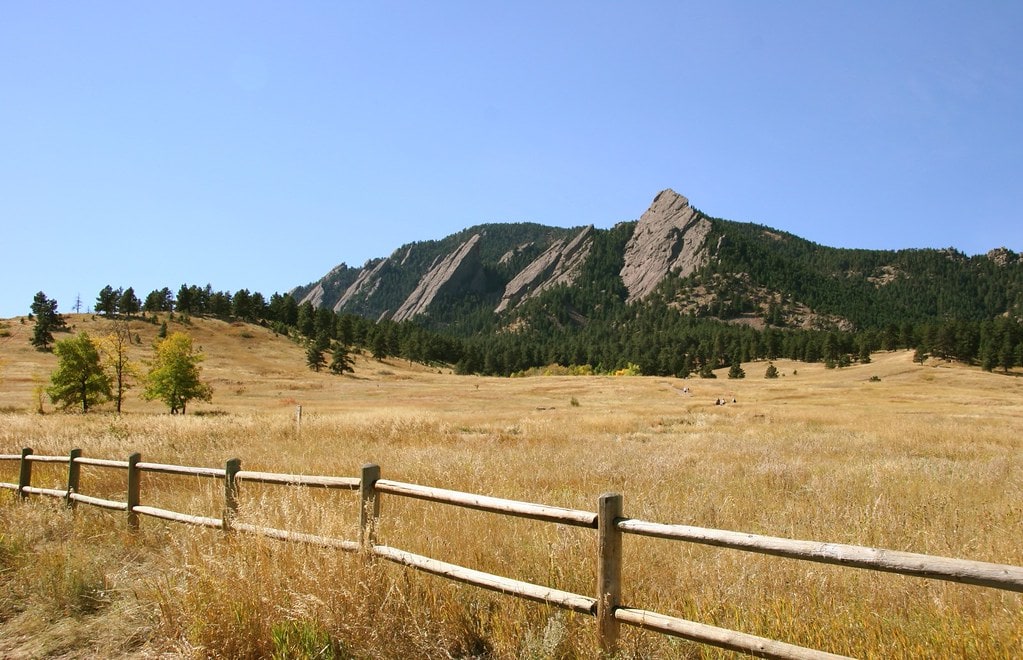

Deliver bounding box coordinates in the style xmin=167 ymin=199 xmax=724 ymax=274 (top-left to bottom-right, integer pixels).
xmin=2 ymin=447 xmax=1022 ymax=659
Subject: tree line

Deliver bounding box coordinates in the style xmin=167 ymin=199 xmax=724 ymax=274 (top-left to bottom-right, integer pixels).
xmin=25 ymin=277 xmax=1023 ymax=385
xmin=26 ymin=285 xmax=465 ymax=388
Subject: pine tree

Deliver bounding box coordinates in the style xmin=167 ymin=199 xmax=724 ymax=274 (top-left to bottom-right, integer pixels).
xmin=306 ymin=345 xmax=326 ymax=372
xmin=96 ymin=285 xmax=119 ymax=316
xmin=30 ymin=291 xmax=66 ymax=351
xmin=727 ymin=361 xmax=745 ymax=379
xmin=765 ymin=362 xmax=779 ymax=379
xmin=118 ymin=287 xmax=141 ymax=317
xmin=329 ymin=344 xmax=355 ymax=374
xmin=144 ymin=288 xmax=173 ymax=313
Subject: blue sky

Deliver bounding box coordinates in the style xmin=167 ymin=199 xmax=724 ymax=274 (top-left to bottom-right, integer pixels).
xmin=2 ymin=2 xmax=1021 ymax=319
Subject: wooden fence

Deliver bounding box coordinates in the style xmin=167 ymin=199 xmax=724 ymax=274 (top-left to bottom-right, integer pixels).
xmin=2 ymin=447 xmax=1022 ymax=659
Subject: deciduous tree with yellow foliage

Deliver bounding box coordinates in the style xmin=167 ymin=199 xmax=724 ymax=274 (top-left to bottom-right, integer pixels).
xmin=142 ymin=331 xmax=212 ymax=414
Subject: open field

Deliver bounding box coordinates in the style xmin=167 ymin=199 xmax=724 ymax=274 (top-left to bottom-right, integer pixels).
xmin=1 ymin=315 xmax=1022 ymax=657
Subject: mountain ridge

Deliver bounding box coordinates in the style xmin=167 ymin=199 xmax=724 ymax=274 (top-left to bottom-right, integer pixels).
xmin=294 ymin=189 xmax=1023 ymax=334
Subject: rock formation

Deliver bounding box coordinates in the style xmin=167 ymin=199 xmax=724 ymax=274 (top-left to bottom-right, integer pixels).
xmin=619 ymin=189 xmax=712 ymax=303
xmin=391 ymin=234 xmax=484 ymax=322
xmin=987 ymin=247 xmax=1019 ymax=267
xmin=495 ymin=226 xmax=594 ymax=313
xmin=330 ymin=259 xmax=388 ymax=312
xmin=300 ymin=282 xmax=326 ymax=308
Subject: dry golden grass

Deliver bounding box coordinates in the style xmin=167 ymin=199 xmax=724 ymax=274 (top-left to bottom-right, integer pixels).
xmin=1 ymin=315 xmax=1022 ymax=657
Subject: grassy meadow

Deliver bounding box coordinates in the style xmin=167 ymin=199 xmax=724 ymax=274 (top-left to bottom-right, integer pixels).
xmin=1 ymin=314 xmax=1021 ymax=658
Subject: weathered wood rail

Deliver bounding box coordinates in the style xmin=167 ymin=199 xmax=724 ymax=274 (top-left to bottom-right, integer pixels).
xmin=3 ymin=448 xmax=1022 ymax=659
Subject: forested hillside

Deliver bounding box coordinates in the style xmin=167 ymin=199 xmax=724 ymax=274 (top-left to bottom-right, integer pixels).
xmin=15 ymin=191 xmax=1023 ymax=379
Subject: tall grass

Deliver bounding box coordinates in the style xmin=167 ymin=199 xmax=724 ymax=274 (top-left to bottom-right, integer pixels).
xmin=1 ymin=351 xmax=1022 ymax=657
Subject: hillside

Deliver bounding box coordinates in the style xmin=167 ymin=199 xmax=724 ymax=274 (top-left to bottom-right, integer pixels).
xmin=2 ymin=312 xmax=1020 ymax=418
xmin=286 ymin=189 xmax=1023 ymax=378
xmin=0 ymin=314 xmax=448 ymax=415
xmin=296 ymin=189 xmax=1023 ymax=332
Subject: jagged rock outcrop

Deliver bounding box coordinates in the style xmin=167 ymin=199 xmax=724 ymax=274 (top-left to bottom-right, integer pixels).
xmin=987 ymin=247 xmax=1019 ymax=267
xmin=297 ymin=263 xmax=351 ymax=308
xmin=620 ymin=189 xmax=712 ymax=303
xmin=331 ymin=258 xmax=388 ymax=312
xmin=391 ymin=234 xmax=484 ymax=322
xmin=300 ymin=282 xmax=326 ymax=308
xmin=495 ymin=226 xmax=594 ymax=313
xmin=499 ymin=243 xmax=534 ymax=265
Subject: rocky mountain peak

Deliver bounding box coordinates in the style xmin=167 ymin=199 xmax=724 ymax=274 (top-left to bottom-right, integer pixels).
xmin=619 ymin=189 xmax=712 ymax=303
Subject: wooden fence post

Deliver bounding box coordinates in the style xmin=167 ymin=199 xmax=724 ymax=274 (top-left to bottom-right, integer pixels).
xmin=360 ymin=463 xmax=381 ymax=550
xmin=597 ymin=492 xmax=623 ymax=657
xmin=127 ymin=452 xmax=141 ymax=531
xmin=17 ymin=447 xmax=33 ymax=500
xmin=223 ymin=458 xmax=241 ymax=531
xmin=65 ymin=448 xmax=82 ymax=510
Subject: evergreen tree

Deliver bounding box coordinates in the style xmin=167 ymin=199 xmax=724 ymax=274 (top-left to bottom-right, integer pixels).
xmin=143 ymin=288 xmax=174 ymax=313
xmin=999 ymin=335 xmax=1015 ymax=373
xmin=306 ymin=344 xmax=326 ymax=372
xmin=96 ymin=285 xmax=119 ymax=316
xmin=118 ymin=287 xmax=141 ymax=317
xmin=208 ymin=290 xmax=232 ymax=318
xmin=30 ymin=291 xmax=66 ymax=351
xmin=232 ymin=289 xmax=253 ymax=320
xmin=47 ymin=332 xmax=112 ymax=413
xmin=765 ymin=362 xmax=779 ymax=379
xmin=296 ymin=302 xmax=316 ymax=338
xmin=727 ymin=361 xmax=746 ymax=379
xmin=372 ymin=331 xmax=389 ymax=359
xmin=142 ymin=332 xmax=213 ymax=414
xmin=329 ymin=343 xmax=355 ymax=374
xmin=175 ymin=284 xmax=193 ymax=315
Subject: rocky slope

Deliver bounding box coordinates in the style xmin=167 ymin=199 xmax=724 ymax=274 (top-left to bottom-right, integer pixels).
xmin=392 ymin=234 xmax=485 ymax=322
xmin=495 ymin=226 xmax=594 ymax=313
xmin=619 ymin=190 xmax=712 ymax=303
xmin=293 ymin=189 xmax=1023 ymax=333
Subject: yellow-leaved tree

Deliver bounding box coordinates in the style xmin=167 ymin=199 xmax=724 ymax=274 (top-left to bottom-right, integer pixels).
xmin=98 ymin=320 xmax=140 ymax=414
xmin=142 ymin=331 xmax=212 ymax=414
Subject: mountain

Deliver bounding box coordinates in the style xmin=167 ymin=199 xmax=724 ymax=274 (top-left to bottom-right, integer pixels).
xmin=294 ymin=189 xmax=1023 ymax=335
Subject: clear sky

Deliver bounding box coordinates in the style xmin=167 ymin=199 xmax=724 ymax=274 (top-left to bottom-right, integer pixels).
xmin=2 ymin=2 xmax=1021 ymax=319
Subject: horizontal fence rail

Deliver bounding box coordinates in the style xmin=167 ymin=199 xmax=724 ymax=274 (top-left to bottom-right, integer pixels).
xmin=235 ymin=470 xmax=360 ymax=489
xmin=3 ymin=448 xmax=1022 ymax=659
xmin=617 ymin=520 xmax=1023 ymax=592
xmin=374 ymin=478 xmax=599 ymax=528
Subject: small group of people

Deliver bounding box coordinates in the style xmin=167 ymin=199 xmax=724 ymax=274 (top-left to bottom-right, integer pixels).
xmin=714 ymin=397 xmax=737 ymax=405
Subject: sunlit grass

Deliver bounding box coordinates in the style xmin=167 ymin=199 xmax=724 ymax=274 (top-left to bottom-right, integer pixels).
xmin=1 ymin=319 xmax=1022 ymax=657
